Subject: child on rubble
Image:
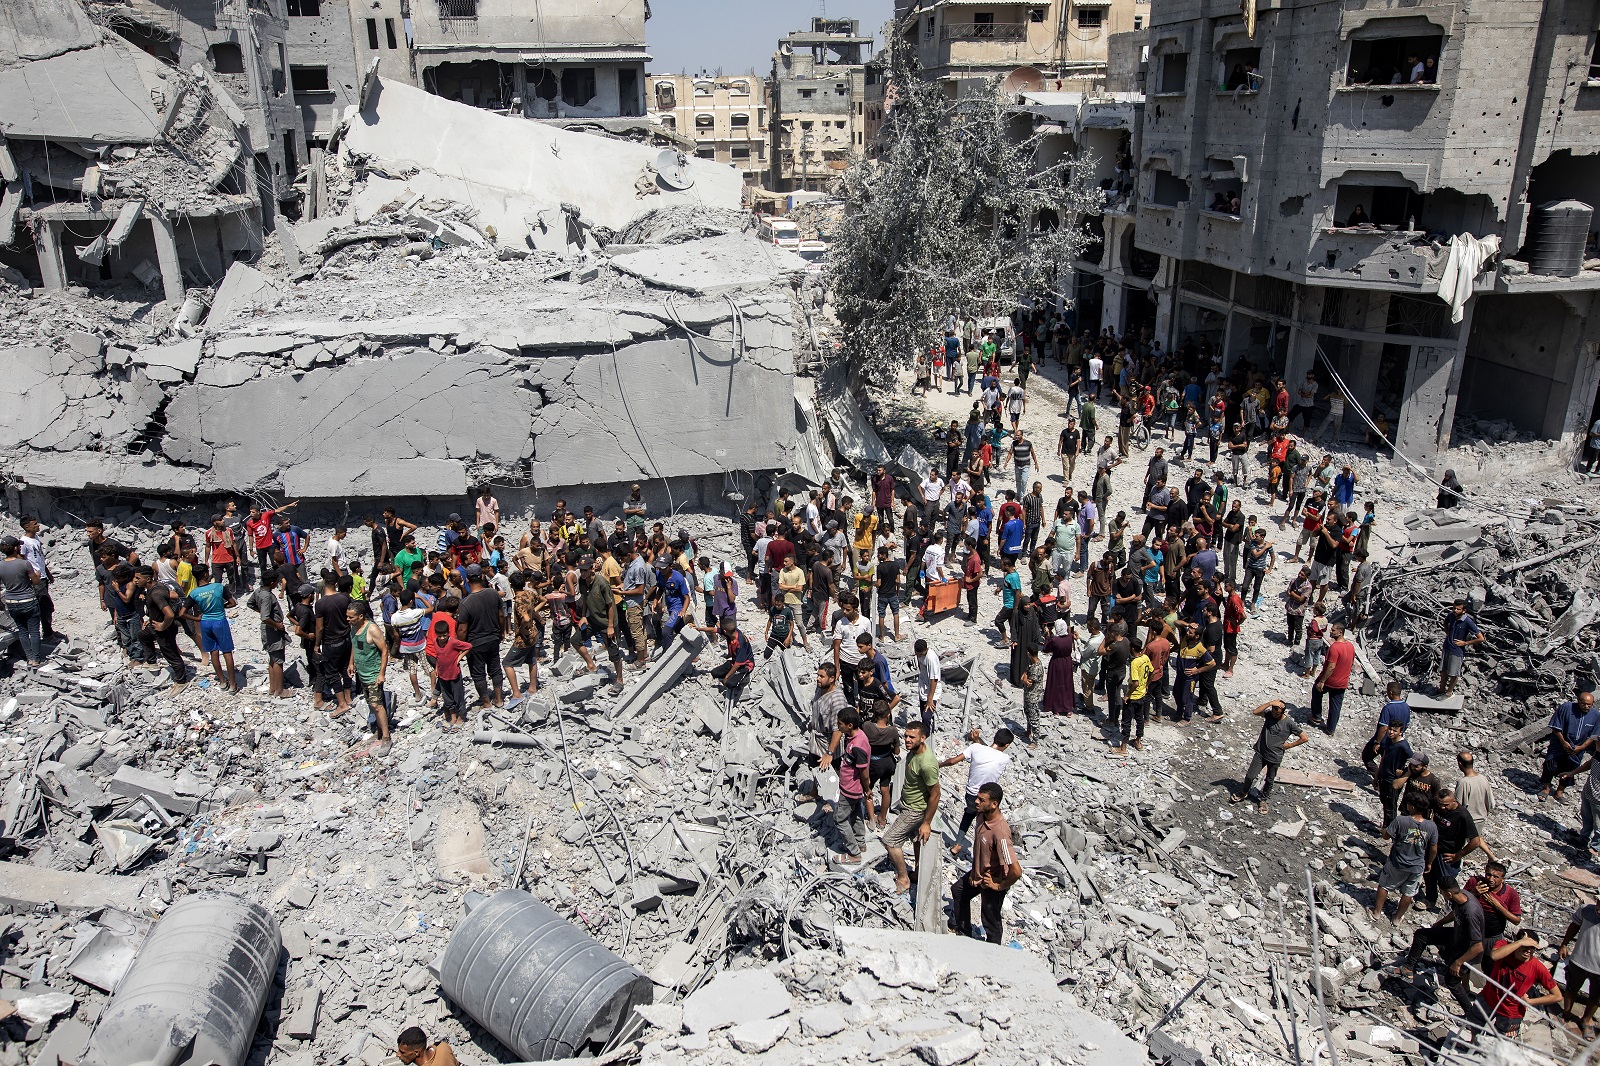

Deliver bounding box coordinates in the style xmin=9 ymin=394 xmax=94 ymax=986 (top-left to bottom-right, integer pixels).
xmin=432 ymin=618 xmax=471 ymax=729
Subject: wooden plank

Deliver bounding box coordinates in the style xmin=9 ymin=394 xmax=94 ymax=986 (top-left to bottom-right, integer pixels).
xmin=1274 ymin=768 xmax=1358 ymax=793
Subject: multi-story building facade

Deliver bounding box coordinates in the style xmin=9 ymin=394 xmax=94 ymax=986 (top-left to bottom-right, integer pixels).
xmin=647 ymin=74 xmax=769 ymax=187
xmin=405 ymin=0 xmax=649 ymax=119
xmin=1125 ymin=0 xmax=1600 ymax=459
xmin=769 ymin=19 xmax=874 ymax=193
xmin=894 ymin=0 xmax=1140 ymax=95
xmin=87 ymin=0 xmax=303 ymax=226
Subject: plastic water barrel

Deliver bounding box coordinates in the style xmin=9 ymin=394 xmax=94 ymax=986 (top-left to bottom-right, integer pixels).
xmin=1527 ymin=200 xmax=1592 ymax=277
xmin=439 ymin=890 xmax=653 ymax=1061
xmin=80 ymin=893 xmax=281 ymax=1066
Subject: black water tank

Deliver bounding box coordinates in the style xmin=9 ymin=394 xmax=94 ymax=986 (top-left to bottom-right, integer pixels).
xmin=1527 ymin=200 xmax=1592 ymax=277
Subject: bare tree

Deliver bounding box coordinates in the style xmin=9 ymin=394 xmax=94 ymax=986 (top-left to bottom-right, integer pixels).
xmin=826 ymin=27 xmax=1104 ymax=388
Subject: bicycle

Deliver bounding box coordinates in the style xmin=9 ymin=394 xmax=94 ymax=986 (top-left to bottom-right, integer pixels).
xmin=1131 ymin=414 xmax=1152 ymax=450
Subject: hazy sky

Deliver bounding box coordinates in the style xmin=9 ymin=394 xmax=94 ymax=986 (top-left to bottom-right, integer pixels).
xmin=645 ymin=0 xmax=895 ymax=76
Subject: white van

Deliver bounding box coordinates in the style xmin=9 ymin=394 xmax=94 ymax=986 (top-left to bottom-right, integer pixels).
xmin=756 ymin=216 xmax=801 ymax=249
xmin=795 ymin=239 xmax=828 ymax=273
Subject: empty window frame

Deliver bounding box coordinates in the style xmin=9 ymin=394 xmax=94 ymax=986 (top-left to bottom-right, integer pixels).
xmin=1159 ymin=52 xmax=1189 ymax=93
xmin=730 ymin=80 xmax=751 ymax=95
xmin=438 ymin=0 xmax=478 ymax=18
xmin=365 ymin=18 xmax=379 ymax=49
xmin=1150 ymin=169 xmax=1189 ymax=207
xmin=730 ymin=113 xmax=750 ymax=127
xmin=654 ymin=81 xmax=676 ymax=109
xmin=731 ymin=145 xmax=751 ymax=159
xmin=1589 ymin=31 xmax=1600 ymax=81
xmin=286 ymin=0 xmax=320 ymax=14
xmin=1076 ymin=8 xmax=1103 ymax=28
xmin=561 ymin=68 xmax=596 ymax=106
xmin=210 ymin=42 xmax=245 ymax=73
xmin=1029 ymin=7 xmax=1046 ymax=21
xmin=694 ymin=113 xmax=715 ymax=128
xmin=385 ymin=18 xmax=398 ymax=48
xmin=290 ymin=65 xmax=331 ymax=92
xmin=1345 ymin=33 xmax=1442 ymax=85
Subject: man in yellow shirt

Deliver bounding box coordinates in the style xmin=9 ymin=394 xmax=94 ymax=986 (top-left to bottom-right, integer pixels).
xmin=1114 ymin=638 xmax=1153 ymax=754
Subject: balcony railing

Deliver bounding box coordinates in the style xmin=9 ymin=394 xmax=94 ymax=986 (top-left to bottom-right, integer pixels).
xmin=941 ymin=23 xmax=1027 ymax=41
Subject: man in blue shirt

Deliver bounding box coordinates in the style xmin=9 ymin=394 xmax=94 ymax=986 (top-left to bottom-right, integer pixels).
xmin=998 ymin=513 xmax=1025 ymax=566
xmin=1363 ymin=682 xmax=1411 ymax=775
xmin=1333 ymin=465 xmax=1358 ymax=509
xmin=1440 ymin=599 xmax=1485 ymax=695
xmin=663 ymin=562 xmax=695 ymax=641
xmin=1541 ymin=689 xmax=1599 ymax=800
xmin=993 ymin=556 xmax=1023 ymax=644
xmin=186 ymin=574 xmax=237 ymax=693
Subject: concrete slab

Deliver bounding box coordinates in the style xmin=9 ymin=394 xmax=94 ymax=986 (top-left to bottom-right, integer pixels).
xmin=681 ymin=969 xmax=792 ymax=1033
xmin=1407 ymin=692 xmax=1465 ymax=714
xmin=0 ymin=861 xmax=146 ymax=913
xmin=205 ymin=263 xmax=285 ymax=330
xmin=1407 ymin=523 xmax=1483 ymax=545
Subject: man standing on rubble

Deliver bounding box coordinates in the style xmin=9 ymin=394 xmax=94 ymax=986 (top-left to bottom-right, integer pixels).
xmin=948 ymin=782 xmax=1022 ymax=944
xmin=1399 ymin=884 xmax=1483 ymax=983
xmin=1371 ymin=793 xmax=1438 ymax=923
xmin=1439 ymin=598 xmax=1484 ymax=696
xmin=18 ymin=517 xmax=55 ymax=644
xmin=884 ymin=721 xmax=940 ymax=896
xmin=187 ymin=570 xmax=238 ymax=693
xmin=1308 ymin=623 xmax=1355 ymax=735
xmin=1541 ymin=688 xmax=1599 ymax=801
xmin=1230 ymin=700 xmax=1307 ymax=813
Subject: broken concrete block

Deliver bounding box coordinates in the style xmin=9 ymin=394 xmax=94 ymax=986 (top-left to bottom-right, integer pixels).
xmin=728 ymin=1016 xmax=790 ymax=1053
xmin=560 ymin=673 xmax=602 ymax=704
xmin=647 ymin=941 xmax=696 ymax=989
xmin=284 ymin=987 xmax=321 ymax=1039
xmin=611 ymin=626 xmax=708 ymax=723
xmin=433 ymin=803 xmax=493 ymax=881
xmin=287 ymin=884 xmax=317 ymax=909
xmin=1407 ymin=692 xmax=1464 ymax=715
xmin=107 ymin=765 xmax=199 ymax=815
xmin=399 ymin=966 xmax=431 ymax=994
xmin=34 ymin=1017 xmax=90 ymax=1066
xmin=681 ymin=969 xmax=792 ymax=1033
xmin=0 ymin=860 xmax=145 ymax=913
xmin=915 ymin=1026 xmax=984 ymax=1066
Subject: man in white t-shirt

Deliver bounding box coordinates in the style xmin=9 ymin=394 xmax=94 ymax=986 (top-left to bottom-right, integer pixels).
xmin=919 ymin=474 xmax=946 ymax=510
xmin=941 ymin=726 xmax=1014 ymax=838
xmin=1006 ymin=382 xmax=1027 ymax=428
xmin=1087 ymin=355 xmax=1104 ymax=398
xmin=915 ymin=638 xmax=941 ymax=733
xmin=832 ymin=594 xmax=874 ymax=704
xmin=326 ymin=527 xmax=348 ymax=575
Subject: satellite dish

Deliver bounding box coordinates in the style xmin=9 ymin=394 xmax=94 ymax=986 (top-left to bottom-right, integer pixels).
xmin=779 ymin=41 xmax=794 ymax=55
xmin=656 ymin=149 xmax=695 ymax=190
xmin=1001 ymin=66 xmax=1046 ymax=94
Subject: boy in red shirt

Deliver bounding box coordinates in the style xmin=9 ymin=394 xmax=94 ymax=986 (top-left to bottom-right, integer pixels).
xmin=1478 ymin=934 xmax=1561 ymax=1037
xmin=432 ymin=619 xmax=472 ymax=729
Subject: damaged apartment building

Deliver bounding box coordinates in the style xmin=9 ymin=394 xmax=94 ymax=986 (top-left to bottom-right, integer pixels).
xmin=0 ymin=0 xmax=279 ymax=300
xmin=769 ymin=19 xmax=874 ymax=193
xmin=1116 ymin=0 xmax=1600 ymax=460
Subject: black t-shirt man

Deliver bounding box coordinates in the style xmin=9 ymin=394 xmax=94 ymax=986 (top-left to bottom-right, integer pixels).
xmin=1434 ymin=805 xmax=1479 ymax=858
xmin=457 ymin=587 xmax=503 ymax=646
xmin=292 ymin=601 xmax=318 ymax=652
xmin=878 ymin=558 xmax=903 ymax=595
xmin=315 ymin=591 xmax=352 ymax=644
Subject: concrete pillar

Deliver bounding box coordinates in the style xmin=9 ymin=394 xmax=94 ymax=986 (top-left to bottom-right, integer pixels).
xmin=1153 ymin=263 xmax=1176 ymax=351
xmin=35 ymin=218 xmax=69 ymax=290
xmin=1219 ymin=310 xmax=1236 ymax=371
xmin=1394 ymin=301 xmax=1474 ymax=465
xmin=148 ymin=214 xmax=185 ymax=306
xmin=1284 ymin=285 xmax=1324 ymax=387
xmin=1101 ymin=279 xmax=1126 ymax=334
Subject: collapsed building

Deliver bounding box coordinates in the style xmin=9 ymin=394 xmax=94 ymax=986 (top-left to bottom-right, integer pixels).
xmin=1112 ymin=0 xmax=1600 ymax=462
xmin=1 ymin=71 xmax=821 ymax=512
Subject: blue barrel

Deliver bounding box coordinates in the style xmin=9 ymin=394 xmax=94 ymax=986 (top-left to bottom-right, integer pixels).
xmin=80 ymin=893 xmax=280 ymax=1066
xmin=439 ymin=890 xmax=653 ymax=1061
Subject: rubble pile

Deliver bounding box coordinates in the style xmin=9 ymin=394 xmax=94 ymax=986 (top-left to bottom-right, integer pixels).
xmin=1371 ymin=503 xmax=1600 ymax=713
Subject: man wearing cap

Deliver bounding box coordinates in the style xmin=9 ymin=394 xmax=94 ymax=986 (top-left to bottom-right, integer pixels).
xmin=457 ymin=566 xmax=505 ymax=709
xmin=623 ymin=484 xmax=648 ymax=533
xmin=579 ymin=555 xmax=625 ymax=694
xmin=437 ymin=514 xmax=462 ymax=555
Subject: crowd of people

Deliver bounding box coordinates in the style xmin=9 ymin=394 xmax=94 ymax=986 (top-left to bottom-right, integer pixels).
xmin=4 ymin=304 xmax=1598 ymax=1021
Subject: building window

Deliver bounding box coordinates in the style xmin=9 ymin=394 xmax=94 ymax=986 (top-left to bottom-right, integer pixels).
xmin=730 ymin=113 xmax=750 ymax=127
xmin=1029 ymin=7 xmax=1046 ymax=21
xmin=290 ymin=65 xmax=331 ymax=92
xmin=972 ymin=11 xmax=995 ymax=36
xmin=732 ymin=145 xmax=751 ymax=159
xmin=385 ymin=18 xmax=398 ymax=48
xmin=561 ymin=68 xmax=596 ymax=105
xmin=1219 ymin=46 xmax=1261 ymax=90
xmin=694 ymin=80 xmax=714 ymax=96
xmin=1076 ymin=8 xmax=1103 ymax=28
xmin=1158 ymin=52 xmax=1189 ymax=93
xmin=1345 ymin=30 xmax=1443 ymax=85
xmin=1151 ymin=169 xmax=1188 ymax=207
xmin=730 ymin=80 xmax=750 ymax=95
xmin=655 ymin=81 xmax=676 ymax=109
xmin=834 ymin=82 xmax=847 ymax=94
xmin=660 ymin=115 xmax=674 ymax=128
xmin=1590 ymin=31 xmax=1600 ymax=81
xmin=1134 ymin=15 xmax=1144 ymax=28
xmin=365 ymin=18 xmax=379 ymax=49
xmin=286 ymin=0 xmax=320 ymax=14
xmin=438 ymin=0 xmax=478 ymax=19
xmin=1334 ymin=183 xmax=1423 ymax=228
xmin=800 ymin=120 xmax=813 ymax=129
xmin=696 ymin=147 xmax=715 ymax=159
xmin=799 ymin=88 xmax=815 ymax=98
xmin=210 ymin=42 xmax=244 ymax=73
xmin=695 ymin=113 xmax=714 ymax=128
xmin=925 ymin=16 xmax=935 ymax=38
